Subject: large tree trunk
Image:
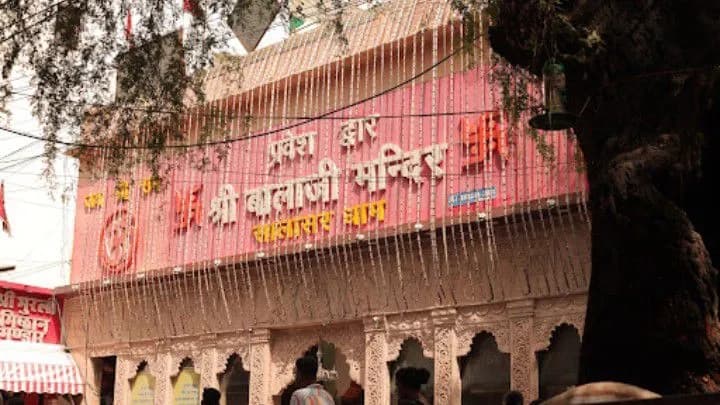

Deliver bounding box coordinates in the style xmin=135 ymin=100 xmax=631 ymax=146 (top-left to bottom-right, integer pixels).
xmin=487 ymin=0 xmax=720 ymax=394
xmin=580 ymin=133 xmax=720 ymax=393
xmin=572 ymin=62 xmax=720 ymax=394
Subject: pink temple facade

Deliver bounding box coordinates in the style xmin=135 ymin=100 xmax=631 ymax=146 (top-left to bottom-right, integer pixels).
xmin=71 ymin=67 xmax=584 ymax=283
xmin=63 ymin=5 xmax=591 ymax=404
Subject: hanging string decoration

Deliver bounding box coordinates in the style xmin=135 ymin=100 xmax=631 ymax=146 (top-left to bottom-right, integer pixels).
xmin=69 ymin=0 xmax=590 ymax=345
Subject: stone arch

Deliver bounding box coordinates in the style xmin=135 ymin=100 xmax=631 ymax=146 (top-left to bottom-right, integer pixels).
xmin=323 ymin=325 xmax=365 ymax=386
xmin=271 ymin=331 xmax=319 ymax=396
xmin=550 ymin=322 xmax=581 ymax=339
xmin=216 ymin=346 xmax=251 ymax=376
xmin=387 ymin=333 xmax=434 ymax=362
xmin=170 ymin=356 xmax=200 ymax=403
xmin=388 ymin=338 xmax=434 ymax=404
xmin=457 ymin=332 xmax=511 ymax=405
xmin=168 ymin=345 xmax=202 ymax=379
xmin=128 ymin=360 xmax=156 ymax=404
xmin=177 ymin=357 xmax=194 ymax=372
xmin=270 ymin=325 xmax=364 ymax=397
xmin=457 ymin=324 xmax=510 ymax=357
xmin=218 ymin=353 xmax=250 ymax=405
xmin=386 ymin=313 xmax=435 ymax=361
xmin=533 ymin=316 xmax=584 ymax=352
xmin=536 ymin=324 xmax=581 ymax=401
xmin=135 ymin=360 xmax=149 ymax=374
xmin=219 ymin=352 xmax=250 ymax=375
xmin=275 ymin=340 xmax=364 ymax=405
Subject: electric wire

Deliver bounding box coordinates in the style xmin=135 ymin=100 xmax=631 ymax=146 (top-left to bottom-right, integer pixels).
xmin=0 ymin=34 xmax=482 ymax=150
xmin=0 ymin=0 xmax=72 ymax=44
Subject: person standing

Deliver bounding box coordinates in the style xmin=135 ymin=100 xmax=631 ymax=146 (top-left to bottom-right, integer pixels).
xmin=503 ymin=390 xmax=524 ymax=405
xmin=280 ymin=380 xmax=302 ymax=405
xmin=289 ymin=356 xmax=335 ymax=405
xmin=201 ymin=388 xmax=221 ymax=405
xmin=395 ymin=367 xmax=431 ymax=405
xmin=340 ymin=381 xmax=364 ymax=405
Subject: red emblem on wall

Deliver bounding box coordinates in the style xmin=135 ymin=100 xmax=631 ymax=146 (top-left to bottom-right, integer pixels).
xmin=459 ymin=111 xmax=510 ymax=168
xmin=98 ymin=208 xmax=138 ymax=275
xmin=174 ymin=185 xmax=203 ymax=232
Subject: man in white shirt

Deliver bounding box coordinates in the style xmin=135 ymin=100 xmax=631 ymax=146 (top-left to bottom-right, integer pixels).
xmin=289 ymin=356 xmax=335 ymax=405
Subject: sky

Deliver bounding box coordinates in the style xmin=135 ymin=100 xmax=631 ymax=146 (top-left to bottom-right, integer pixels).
xmin=0 ymin=6 xmax=293 ymax=289
xmin=0 ymin=76 xmax=78 ymax=289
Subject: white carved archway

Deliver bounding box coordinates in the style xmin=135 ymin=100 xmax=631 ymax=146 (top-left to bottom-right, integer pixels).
xmin=456 ymin=322 xmax=511 ymax=357
xmin=270 ymin=330 xmax=321 ymax=395
xmin=171 ymin=355 xmax=197 ymax=377
xmin=216 ymin=347 xmax=251 ymax=376
xmin=533 ymin=317 xmax=584 ymax=352
xmin=129 ymin=359 xmax=153 ymax=376
xmin=386 ymin=313 xmax=435 ymax=361
xmin=270 ymin=325 xmax=365 ymax=396
xmin=168 ymin=341 xmax=201 ymax=376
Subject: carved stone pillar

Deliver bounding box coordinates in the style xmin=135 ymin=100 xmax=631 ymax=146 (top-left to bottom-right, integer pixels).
xmin=199 ymin=334 xmax=219 ymax=391
xmin=113 ymin=356 xmax=132 ymax=405
xmin=432 ymin=309 xmax=460 ymax=405
xmin=508 ymin=300 xmax=537 ymax=402
xmin=249 ymin=329 xmax=272 ymax=405
xmin=155 ymin=352 xmax=173 ymax=405
xmin=69 ymin=351 xmax=99 ymax=405
xmin=364 ymin=316 xmax=390 ymax=405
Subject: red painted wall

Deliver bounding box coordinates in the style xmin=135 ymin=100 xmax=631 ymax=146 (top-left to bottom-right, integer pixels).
xmin=0 ymin=280 xmax=62 ymax=344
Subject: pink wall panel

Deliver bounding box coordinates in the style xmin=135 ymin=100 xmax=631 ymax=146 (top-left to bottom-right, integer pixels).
xmin=71 ymin=66 xmax=585 ymax=283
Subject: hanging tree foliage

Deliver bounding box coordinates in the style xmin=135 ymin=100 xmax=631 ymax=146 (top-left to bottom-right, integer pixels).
xmin=0 ymin=0 xmax=318 ymax=178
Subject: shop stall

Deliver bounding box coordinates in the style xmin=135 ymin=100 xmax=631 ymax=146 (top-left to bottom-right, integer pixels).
xmin=0 ymin=281 xmax=83 ymax=404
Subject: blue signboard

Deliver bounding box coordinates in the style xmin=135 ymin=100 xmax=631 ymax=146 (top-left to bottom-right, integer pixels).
xmin=448 ymin=187 xmax=497 ymax=207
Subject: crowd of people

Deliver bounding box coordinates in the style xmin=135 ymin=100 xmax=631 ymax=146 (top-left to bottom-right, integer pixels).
xmin=199 ymin=355 xmax=542 ymax=405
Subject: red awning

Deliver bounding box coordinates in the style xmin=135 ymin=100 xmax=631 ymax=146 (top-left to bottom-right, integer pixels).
xmin=0 ymin=342 xmax=84 ymax=395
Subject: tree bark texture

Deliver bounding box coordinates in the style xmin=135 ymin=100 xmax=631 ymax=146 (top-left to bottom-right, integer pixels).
xmin=489 ymin=0 xmax=720 ymax=394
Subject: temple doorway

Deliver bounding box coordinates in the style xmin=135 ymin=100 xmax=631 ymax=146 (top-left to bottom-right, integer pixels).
xmin=388 ymin=338 xmax=434 ymax=404
xmin=219 ymin=354 xmax=250 ymax=405
xmin=458 ymin=332 xmax=510 ymax=405
xmin=276 ymin=340 xmax=363 ymax=405
xmin=536 ymin=324 xmax=581 ymax=401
